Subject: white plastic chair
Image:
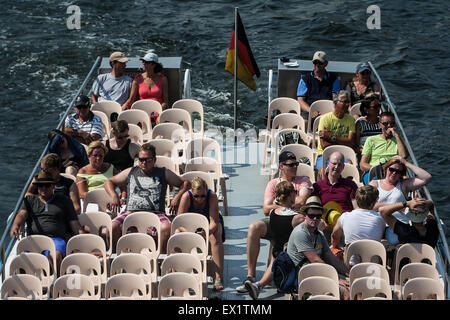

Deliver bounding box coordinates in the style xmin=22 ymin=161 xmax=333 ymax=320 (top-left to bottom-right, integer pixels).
xmin=158 ymin=272 xmax=201 ymax=300
xmin=131 ymin=100 xmax=163 ymax=119
xmin=1 ymin=274 xmax=43 ymax=300
xmin=159 ymin=108 xmax=193 ymax=141
xmin=105 ymin=273 xmax=148 ymax=300
xmin=173 ymin=99 xmax=204 ymax=139
xmin=92 ymin=110 xmax=111 ymax=140
xmin=402 ymin=277 xmax=444 ymax=300
xmin=78 ymin=211 xmax=113 ymax=256
xmin=151 ymin=123 xmax=187 ymax=164
xmin=82 ymin=188 xmax=110 ymax=213
xmin=185 ymin=137 xmax=223 ymax=164
xmin=298 ymin=263 xmax=339 ymax=285
xmin=298 ymin=276 xmax=340 ymax=300
xmin=350 ymin=276 xmax=392 ymax=300
xmin=122 ymin=211 xmax=162 ymax=256
xmin=307 ymin=99 xmax=334 ymax=135
xmin=118 ymin=109 xmax=152 ymax=142
xmin=91 ymin=101 xmax=122 ymax=123
xmin=344 ymin=239 xmax=386 ymax=267
xmin=53 ymin=274 xmax=97 ymax=300
xmin=166 ymin=232 xmax=208 ymax=276
xmin=349 ymin=262 xmax=390 ymax=285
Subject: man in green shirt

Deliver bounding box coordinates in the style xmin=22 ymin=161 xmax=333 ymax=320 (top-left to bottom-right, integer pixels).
xmin=360 ymin=111 xmax=409 ymax=184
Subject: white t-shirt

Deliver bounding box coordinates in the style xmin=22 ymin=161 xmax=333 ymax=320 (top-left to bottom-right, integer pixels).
xmin=91 ymin=73 xmax=133 ymax=105
xmin=339 ymin=208 xmax=386 ymax=245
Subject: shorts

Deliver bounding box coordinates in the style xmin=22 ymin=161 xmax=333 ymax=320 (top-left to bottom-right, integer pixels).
xmin=26 ymin=237 xmax=67 ymax=258
xmin=112 ymin=211 xmax=170 ymax=236
xmin=261 ymin=217 xmax=274 ymax=241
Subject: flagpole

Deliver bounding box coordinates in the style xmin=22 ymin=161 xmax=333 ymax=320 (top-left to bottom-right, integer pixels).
xmin=233 ymin=7 xmax=238 ymax=143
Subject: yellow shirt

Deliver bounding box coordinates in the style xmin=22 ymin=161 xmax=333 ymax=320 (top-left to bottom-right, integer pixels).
xmin=317 ymin=112 xmax=355 ymax=155
xmin=77 ymin=164 xmax=114 ymax=191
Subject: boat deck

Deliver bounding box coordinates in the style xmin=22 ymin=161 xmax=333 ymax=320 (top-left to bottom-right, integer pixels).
xmin=208 ymin=142 xmax=284 ymax=300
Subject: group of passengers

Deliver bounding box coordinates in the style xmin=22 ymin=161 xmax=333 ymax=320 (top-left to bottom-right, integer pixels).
xmin=11 ymin=50 xmax=227 ymax=291
xmin=239 ymin=50 xmax=437 ymax=300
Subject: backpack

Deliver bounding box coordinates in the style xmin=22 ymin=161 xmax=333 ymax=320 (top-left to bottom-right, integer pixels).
xmin=271 ymin=251 xmax=298 ymax=293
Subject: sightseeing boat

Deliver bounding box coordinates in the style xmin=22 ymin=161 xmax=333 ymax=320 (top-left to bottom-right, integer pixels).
xmin=0 ymin=55 xmax=448 ymax=300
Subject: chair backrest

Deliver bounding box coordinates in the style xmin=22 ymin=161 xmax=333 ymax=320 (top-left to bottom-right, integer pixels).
xmin=280 ymin=144 xmax=314 ymax=168
xmin=170 ymin=213 xmax=210 ymax=253
xmin=60 ymin=173 xmax=76 ymax=182
xmin=66 ymin=234 xmax=107 ymax=282
xmin=402 ymin=277 xmax=444 ymax=300
xmin=126 ymin=123 xmax=144 ymax=145
xmin=156 ymin=155 xmax=177 ymax=174
xmin=1 ymin=274 xmax=43 ymax=300
xmin=348 ymin=262 xmax=390 ymax=285
xmin=185 ymin=137 xmax=222 ymax=163
xmin=394 ymin=243 xmax=437 ymax=287
xmin=296 ymin=163 xmax=315 ymax=183
xmin=307 ymin=295 xmax=339 ymax=300
xmin=105 ymin=273 xmax=148 ymax=300
xmin=118 ymin=109 xmax=152 ymax=137
xmin=159 ymin=108 xmax=193 ymax=140
xmin=146 ymin=139 xmax=176 ymax=158
xmin=181 ymin=171 xmax=215 ymax=192
xmin=131 ymin=100 xmax=163 ymax=118
xmin=160 ymin=253 xmax=204 ymax=284
xmin=322 ymin=145 xmax=358 ymax=169
xmin=344 ymin=239 xmax=386 ymax=267
xmin=9 ymin=253 xmax=49 ymax=297
xmin=173 ymin=99 xmax=204 ymax=138
xmin=298 ymin=276 xmax=340 ymax=300
xmin=267 ymin=97 xmax=300 ymax=132
xmin=110 ymin=253 xmax=153 ymax=296
xmin=350 ymin=102 xmax=362 ymax=118
xmin=78 ymin=211 xmax=112 ymax=255
xmin=158 ymin=272 xmax=201 ymax=300
xmin=185 ymin=157 xmax=222 ymax=191
xmin=91 ymin=101 xmax=122 ymax=123
xmin=122 ymin=211 xmax=161 ymax=255
xmin=60 ymin=253 xmax=102 ymax=299
xmin=92 ymin=110 xmax=111 ymax=140
xmin=307 ymin=100 xmax=334 ymax=134
xmin=311 ymin=115 xmax=322 ymax=150
xmin=297 ymin=263 xmax=339 ymax=284
xmin=273 ymin=128 xmax=310 ymax=169
xmin=115 ymin=233 xmax=158 ymax=269
xmin=399 ymin=262 xmax=440 ymax=288
xmin=350 ymin=276 xmax=392 ymax=300
xmin=82 ymin=188 xmax=110 ymax=212
xmin=166 ymin=232 xmax=207 ymax=269
xmin=272 ymin=113 xmax=305 ymax=132
xmin=341 ymin=163 xmax=361 ymax=183
xmin=53 ymin=274 xmax=97 ymax=300
xmin=151 ymin=123 xmax=186 ymax=163
xmin=16 ymin=235 xmax=57 ymax=279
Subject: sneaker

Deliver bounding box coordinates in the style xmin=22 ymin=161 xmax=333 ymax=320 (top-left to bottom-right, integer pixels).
xmin=245 ymin=280 xmax=261 ymax=300
xmin=236 ymin=276 xmax=255 ymax=293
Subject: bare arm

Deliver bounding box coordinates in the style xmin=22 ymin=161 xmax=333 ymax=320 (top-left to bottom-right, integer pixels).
xmin=161 ymin=76 xmax=169 ymax=110
xmin=297 ymin=97 xmax=311 ymax=114
xmin=392 ymin=130 xmax=409 ymax=159
xmin=69 ymin=220 xmax=84 ymax=235
xmin=360 ymin=154 xmax=372 ymax=172
xmin=176 ymin=192 xmax=191 ymax=216
xmin=69 ymin=183 xmax=81 ymax=214
xmin=104 ymin=167 xmax=131 ymax=213
xmin=10 ymin=209 xmax=28 ymax=238
xmin=303 ymin=250 xmax=326 ymax=264
xmin=165 ymin=170 xmax=191 ymax=214
xmin=330 ymin=221 xmax=344 ymax=249
xmin=379 ymin=198 xmax=428 ymax=229
xmin=122 ymin=79 xmax=139 ymax=111
xmin=263 ymin=197 xmax=280 ymax=216
xmin=91 ymin=93 xmax=98 ymax=105
xmin=393 ymin=156 xmax=432 ymax=193
xmin=322 ymin=250 xmax=350 ymax=277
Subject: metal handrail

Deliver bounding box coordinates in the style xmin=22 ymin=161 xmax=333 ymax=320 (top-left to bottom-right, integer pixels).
xmin=0 ymin=56 xmax=102 ymax=279
xmin=370 ymin=61 xmax=450 ymax=296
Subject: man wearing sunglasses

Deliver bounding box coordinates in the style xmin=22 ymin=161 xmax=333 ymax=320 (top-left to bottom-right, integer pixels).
xmin=236 ymin=151 xmax=313 ymax=293
xmin=360 ymin=111 xmax=409 ymax=184
xmin=64 ymin=94 xmax=103 ymax=145
xmin=297 ymin=51 xmax=340 ymax=121
xmin=105 ymin=143 xmax=191 ymax=252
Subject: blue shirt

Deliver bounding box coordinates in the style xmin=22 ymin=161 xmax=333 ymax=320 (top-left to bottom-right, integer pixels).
xmin=297 ymin=72 xmax=341 ymax=97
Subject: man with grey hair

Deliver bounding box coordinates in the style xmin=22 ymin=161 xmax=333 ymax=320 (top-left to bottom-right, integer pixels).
xmin=316 ymin=90 xmax=356 ymax=177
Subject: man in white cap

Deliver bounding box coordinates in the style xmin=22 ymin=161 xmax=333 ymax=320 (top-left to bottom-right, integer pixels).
xmin=297 ymin=51 xmax=341 ymax=127
xmin=91 ymin=51 xmax=134 ymax=110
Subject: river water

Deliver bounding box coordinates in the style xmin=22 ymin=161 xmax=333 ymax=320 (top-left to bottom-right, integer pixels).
xmin=0 ymin=0 xmax=449 ymax=242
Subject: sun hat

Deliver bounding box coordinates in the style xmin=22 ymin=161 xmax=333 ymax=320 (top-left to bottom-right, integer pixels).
xmin=404 ymin=203 xmax=433 ymax=223
xmin=33 ymin=171 xmax=56 ymax=185
xmin=109 ymin=51 xmax=129 ymax=63
xmin=312 ymin=51 xmax=327 ymax=63
xmin=140 ymin=51 xmax=159 ymax=63
xmin=323 ymin=201 xmax=343 ymax=227
xmin=299 ymin=196 xmax=326 ymax=215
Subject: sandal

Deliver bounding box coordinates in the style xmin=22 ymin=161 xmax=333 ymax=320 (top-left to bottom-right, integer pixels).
xmin=213 ymin=277 xmax=224 ymax=291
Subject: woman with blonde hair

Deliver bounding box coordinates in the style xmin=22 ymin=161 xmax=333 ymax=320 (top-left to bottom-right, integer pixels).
xmin=177 ymin=177 xmax=225 ymax=291
xmin=76 ymin=140 xmax=121 ymax=199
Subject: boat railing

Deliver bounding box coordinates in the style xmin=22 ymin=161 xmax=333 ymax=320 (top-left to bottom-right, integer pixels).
xmin=183 ymin=68 xmax=191 ymax=99
xmin=0 ymin=56 xmax=102 ymax=280
xmin=370 ymin=62 xmax=450 ymax=295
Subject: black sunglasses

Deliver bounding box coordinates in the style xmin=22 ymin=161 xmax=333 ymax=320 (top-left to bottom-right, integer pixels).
xmin=193 ymin=194 xmax=207 ymax=199
xmin=380 ymin=121 xmax=395 ymax=126
xmin=116 ymin=134 xmax=129 ymax=139
xmin=368 ymin=104 xmax=381 ymax=110
xmin=388 ymin=167 xmax=403 ymax=175
xmin=138 ymin=157 xmax=154 ymax=163
xmin=306 ymin=213 xmax=322 ymax=219
xmin=76 ymin=104 xmax=90 ymax=109
xmin=313 ymin=60 xmax=324 ymax=65
xmin=283 ymin=161 xmax=299 ymax=167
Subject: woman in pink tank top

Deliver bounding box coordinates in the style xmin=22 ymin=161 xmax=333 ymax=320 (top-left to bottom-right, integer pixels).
xmin=130 ymin=51 xmax=168 ymax=110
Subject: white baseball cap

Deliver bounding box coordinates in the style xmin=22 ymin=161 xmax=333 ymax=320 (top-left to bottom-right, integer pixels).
xmin=140 ymin=51 xmax=159 ymax=63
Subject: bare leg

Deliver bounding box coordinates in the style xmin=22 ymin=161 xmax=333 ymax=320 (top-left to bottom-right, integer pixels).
xmin=246 ymin=220 xmax=267 ymax=278
xmin=159 ymin=220 xmax=171 ymax=254
xmin=210 ymin=227 xmax=224 ymax=282
xmin=111 ymin=221 xmax=122 ymax=253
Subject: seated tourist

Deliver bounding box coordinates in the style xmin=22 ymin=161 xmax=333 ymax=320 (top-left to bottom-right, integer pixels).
xmin=244 ymin=181 xmax=305 ymax=300
xmin=48 ymin=129 xmax=89 ymax=176
xmin=177 ymin=177 xmax=225 ymax=291
xmin=379 ymin=198 xmax=438 ymax=248
xmin=27 ymin=153 xmax=81 ymax=215
xmin=355 ymin=96 xmax=382 ymax=154
xmin=330 ymin=185 xmax=386 ymax=265
xmin=345 ymin=62 xmax=381 ymax=106
xmin=10 ymin=171 xmax=84 ymax=275
xmin=103 ymin=120 xmax=140 ymax=172
xmin=64 ymin=95 xmax=103 ymax=145
xmin=76 ymin=141 xmax=120 ymax=200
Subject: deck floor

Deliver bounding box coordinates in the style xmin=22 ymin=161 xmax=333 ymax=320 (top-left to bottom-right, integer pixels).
xmin=208 ymin=145 xmax=284 ymax=300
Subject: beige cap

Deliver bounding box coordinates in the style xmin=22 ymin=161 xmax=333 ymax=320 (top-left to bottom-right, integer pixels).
xmin=312 ymin=51 xmax=327 ymax=63
xmin=299 ymin=196 xmax=326 ymax=215
xmin=109 ymin=51 xmax=129 ymax=63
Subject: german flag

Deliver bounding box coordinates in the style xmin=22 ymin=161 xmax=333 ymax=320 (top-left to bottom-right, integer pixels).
xmin=225 ymin=12 xmax=260 ymax=91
